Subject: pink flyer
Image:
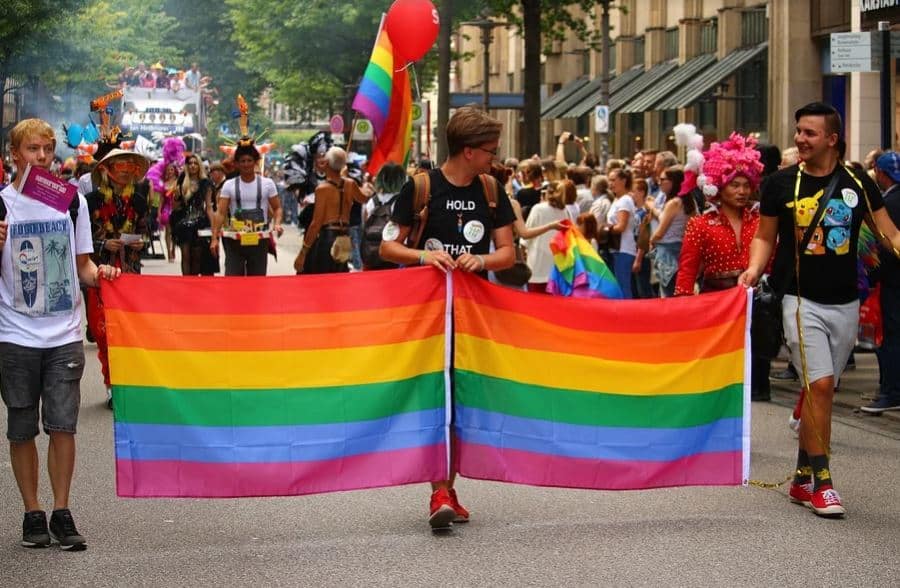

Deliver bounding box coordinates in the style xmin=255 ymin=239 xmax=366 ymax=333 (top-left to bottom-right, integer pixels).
xmin=19 ymin=165 xmax=77 ymax=213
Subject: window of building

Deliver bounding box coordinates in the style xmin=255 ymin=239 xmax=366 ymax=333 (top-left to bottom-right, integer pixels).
xmin=741 ymin=7 xmax=768 ymax=47
xmin=634 ymin=35 xmax=645 ymax=66
xmin=701 ymin=18 xmax=718 ymax=54
xmin=508 ymin=72 xmax=515 ymax=92
xmin=665 ymin=28 xmax=679 ymax=61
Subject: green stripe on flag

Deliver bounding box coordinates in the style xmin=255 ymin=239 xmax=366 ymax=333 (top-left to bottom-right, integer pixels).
xmin=455 ymin=370 xmax=742 ymax=429
xmin=114 ymin=372 xmax=445 ymax=427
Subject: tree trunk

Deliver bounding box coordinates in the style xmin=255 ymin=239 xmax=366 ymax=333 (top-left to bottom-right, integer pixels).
xmin=436 ymin=0 xmax=452 ymax=164
xmin=522 ymin=0 xmax=541 ymax=158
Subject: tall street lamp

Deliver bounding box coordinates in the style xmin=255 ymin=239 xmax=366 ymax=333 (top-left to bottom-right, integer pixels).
xmin=462 ymin=11 xmax=508 ymax=111
xmin=598 ymin=0 xmax=611 ymax=167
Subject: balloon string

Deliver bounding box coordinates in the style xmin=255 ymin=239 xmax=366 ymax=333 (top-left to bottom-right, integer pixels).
xmin=409 ymin=63 xmax=421 ymax=102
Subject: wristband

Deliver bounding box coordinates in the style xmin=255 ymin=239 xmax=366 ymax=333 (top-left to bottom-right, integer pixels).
xmin=476 ymin=254 xmax=486 ymax=271
xmin=418 ymin=251 xmax=426 ymax=265
xmin=301 ymin=243 xmax=310 ymax=252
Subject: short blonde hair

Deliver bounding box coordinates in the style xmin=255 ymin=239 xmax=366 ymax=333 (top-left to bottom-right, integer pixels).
xmin=9 ymin=118 xmax=55 ymax=152
xmin=446 ymin=106 xmax=502 ymax=156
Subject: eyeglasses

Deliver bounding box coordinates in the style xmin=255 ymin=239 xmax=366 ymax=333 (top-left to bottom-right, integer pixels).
xmin=473 ymin=145 xmax=498 ymax=156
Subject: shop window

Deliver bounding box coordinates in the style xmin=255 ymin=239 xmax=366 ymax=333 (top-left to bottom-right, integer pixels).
xmin=736 ymin=53 xmax=768 ymax=135
xmin=661 ymin=110 xmax=677 ymax=152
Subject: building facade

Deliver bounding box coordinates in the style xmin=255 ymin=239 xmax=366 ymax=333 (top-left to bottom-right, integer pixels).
xmin=450 ymin=0 xmax=900 ymax=163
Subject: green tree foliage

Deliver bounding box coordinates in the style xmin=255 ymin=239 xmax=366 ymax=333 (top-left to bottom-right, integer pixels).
xmin=42 ymin=0 xmax=182 ymax=93
xmin=162 ymin=0 xmax=265 ymax=122
xmin=0 ymin=0 xmax=87 ymax=83
xmin=225 ymin=0 xmax=439 ymax=118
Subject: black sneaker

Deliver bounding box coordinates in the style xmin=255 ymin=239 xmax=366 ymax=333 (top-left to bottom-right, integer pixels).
xmin=770 ymin=365 xmax=799 ymax=381
xmin=49 ymin=509 xmax=86 ymax=551
xmin=21 ymin=511 xmax=50 ymax=548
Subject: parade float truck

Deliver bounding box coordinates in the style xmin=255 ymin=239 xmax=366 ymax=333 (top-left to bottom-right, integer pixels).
xmin=120 ymin=86 xmax=206 ymax=150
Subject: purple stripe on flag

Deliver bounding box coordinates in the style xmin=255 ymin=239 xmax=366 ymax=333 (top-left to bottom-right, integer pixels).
xmin=116 ymin=443 xmax=447 ymax=498
xmin=351 ymin=94 xmax=388 ymax=137
xmin=455 ymin=441 xmax=743 ymax=490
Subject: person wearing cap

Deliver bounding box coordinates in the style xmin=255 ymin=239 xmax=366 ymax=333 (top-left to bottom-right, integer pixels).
xmin=85 ymin=149 xmax=150 ymax=408
xmin=740 ymin=102 xmax=900 ymax=518
xmin=862 ymin=152 xmax=900 ymax=414
xmin=0 ymin=119 xmax=122 ymax=551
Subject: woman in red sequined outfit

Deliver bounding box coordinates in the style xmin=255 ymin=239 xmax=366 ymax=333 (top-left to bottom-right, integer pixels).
xmin=674 ymin=180 xmax=759 ymax=295
xmin=674 ymin=131 xmax=771 ymax=400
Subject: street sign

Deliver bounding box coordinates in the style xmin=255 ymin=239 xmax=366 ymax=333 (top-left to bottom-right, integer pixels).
xmin=830 ymin=32 xmax=882 ymax=73
xmin=412 ymin=102 xmax=425 ymax=128
xmin=594 ymin=105 xmax=609 ymax=134
xmin=353 ymin=118 xmax=373 ymax=141
xmin=329 ymin=114 xmax=344 ymax=134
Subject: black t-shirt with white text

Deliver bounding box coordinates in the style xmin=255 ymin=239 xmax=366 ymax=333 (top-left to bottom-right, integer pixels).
xmin=761 ymin=164 xmax=884 ymax=304
xmin=390 ymin=169 xmax=515 ymax=258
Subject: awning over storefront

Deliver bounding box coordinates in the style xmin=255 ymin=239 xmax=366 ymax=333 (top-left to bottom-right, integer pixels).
xmin=654 ymin=42 xmax=768 ymax=111
xmin=541 ymin=64 xmax=644 ymax=120
xmin=617 ymin=53 xmax=717 ymax=114
xmin=596 ymin=60 xmax=678 ymax=117
xmin=540 ymin=77 xmax=590 ymax=118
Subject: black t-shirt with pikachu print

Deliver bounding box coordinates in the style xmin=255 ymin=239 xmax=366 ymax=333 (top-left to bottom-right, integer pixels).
xmin=760 ymin=163 xmax=883 ymax=305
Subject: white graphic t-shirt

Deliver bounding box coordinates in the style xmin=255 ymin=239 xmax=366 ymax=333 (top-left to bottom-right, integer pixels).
xmin=0 ymin=185 xmax=93 ymax=348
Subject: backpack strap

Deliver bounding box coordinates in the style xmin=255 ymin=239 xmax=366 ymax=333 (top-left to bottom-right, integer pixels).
xmin=478 ymin=173 xmax=498 ymax=222
xmin=409 ymin=172 xmax=431 ymax=249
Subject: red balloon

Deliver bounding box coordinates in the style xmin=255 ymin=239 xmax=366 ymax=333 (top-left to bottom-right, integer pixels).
xmin=385 ymin=0 xmax=440 ymax=63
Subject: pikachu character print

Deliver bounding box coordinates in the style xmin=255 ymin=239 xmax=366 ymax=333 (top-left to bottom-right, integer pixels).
xmin=787 ymin=187 xmax=856 ymax=256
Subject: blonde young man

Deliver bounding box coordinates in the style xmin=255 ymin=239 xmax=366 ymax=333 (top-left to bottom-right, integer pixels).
xmin=0 ymin=119 xmax=121 ymax=550
xmin=380 ymin=106 xmax=516 ymax=531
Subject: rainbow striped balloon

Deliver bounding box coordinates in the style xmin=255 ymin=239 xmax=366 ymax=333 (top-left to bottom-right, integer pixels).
xmin=105 ymin=270 xmax=450 ymax=498
xmin=453 ymin=273 xmax=750 ymax=490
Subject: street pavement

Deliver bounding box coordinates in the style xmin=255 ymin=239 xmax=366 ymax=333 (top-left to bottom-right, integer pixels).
xmin=1 ymin=226 xmax=899 ymax=587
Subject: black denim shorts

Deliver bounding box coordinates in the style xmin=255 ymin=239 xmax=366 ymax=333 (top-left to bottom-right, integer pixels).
xmin=0 ymin=341 xmax=85 ymax=441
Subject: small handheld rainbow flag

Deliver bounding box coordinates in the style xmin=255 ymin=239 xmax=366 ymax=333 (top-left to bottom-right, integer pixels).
xmin=547 ymin=221 xmax=623 ymax=299
xmin=352 ymin=17 xmax=413 ymax=175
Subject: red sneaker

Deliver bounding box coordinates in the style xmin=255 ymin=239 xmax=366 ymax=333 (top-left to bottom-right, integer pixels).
xmin=788 ymin=482 xmax=813 ymax=507
xmin=810 ymin=485 xmax=846 ymax=517
xmin=429 ymin=488 xmax=456 ymax=529
xmin=448 ymin=488 xmax=469 ymax=523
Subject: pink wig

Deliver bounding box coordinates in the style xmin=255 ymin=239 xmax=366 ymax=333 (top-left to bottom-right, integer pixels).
xmin=697 ymin=132 xmax=764 ymax=197
xmin=144 ymin=136 xmax=186 ymax=194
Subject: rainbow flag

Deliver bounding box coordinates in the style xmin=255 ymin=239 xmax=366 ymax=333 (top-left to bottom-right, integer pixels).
xmin=453 ymin=273 xmax=750 ymax=490
xmin=548 ymin=221 xmax=623 ymax=299
xmin=352 ymin=19 xmax=413 ymax=175
xmin=104 ymin=270 xmax=450 ymax=498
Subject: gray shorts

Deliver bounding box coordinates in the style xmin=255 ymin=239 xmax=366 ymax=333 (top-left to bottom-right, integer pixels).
xmin=0 ymin=341 xmax=85 ymax=441
xmin=782 ymin=296 xmax=858 ymax=384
